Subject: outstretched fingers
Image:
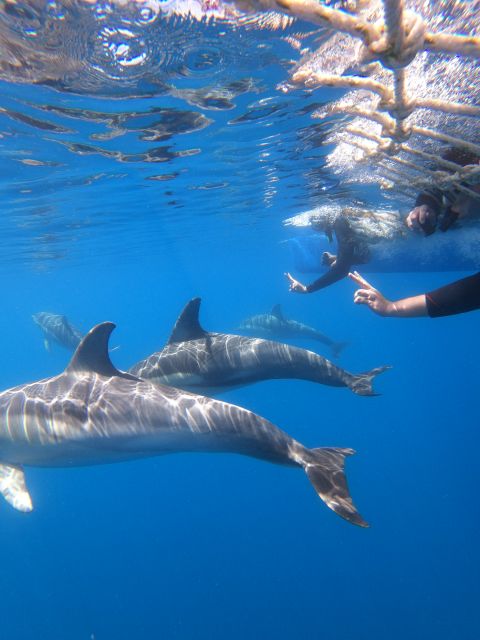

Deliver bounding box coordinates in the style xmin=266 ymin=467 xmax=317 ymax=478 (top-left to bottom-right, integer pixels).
xmin=349 ymin=271 xmax=386 ymax=311
xmin=284 ymin=272 xmax=295 ymax=291
xmin=284 ymin=272 xmax=307 ymax=293
xmin=348 ymin=271 xmax=376 ymax=290
xmin=353 ymin=288 xmax=376 ymax=305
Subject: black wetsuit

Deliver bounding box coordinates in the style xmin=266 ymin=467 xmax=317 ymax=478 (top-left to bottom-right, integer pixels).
xmin=305 ymin=216 xmax=370 ymax=293
xmin=426 ymin=272 xmax=480 ymax=317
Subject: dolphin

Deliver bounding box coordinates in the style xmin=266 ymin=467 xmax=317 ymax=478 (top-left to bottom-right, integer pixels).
xmin=32 ymin=311 xmax=83 ymax=352
xmin=237 ymin=304 xmax=347 ymax=357
xmin=0 ymin=322 xmax=367 ymax=527
xmin=128 ymin=298 xmax=389 ymax=396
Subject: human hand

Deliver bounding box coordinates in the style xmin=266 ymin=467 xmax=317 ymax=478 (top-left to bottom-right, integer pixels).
xmin=284 ymin=272 xmax=308 ymax=293
xmin=348 ymin=271 xmax=395 ymax=316
xmin=405 ymin=204 xmax=437 ymax=235
xmin=322 ymin=251 xmax=337 ymax=267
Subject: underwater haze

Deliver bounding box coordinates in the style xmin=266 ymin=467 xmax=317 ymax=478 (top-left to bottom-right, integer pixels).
xmin=0 ymin=1 xmax=479 ymax=639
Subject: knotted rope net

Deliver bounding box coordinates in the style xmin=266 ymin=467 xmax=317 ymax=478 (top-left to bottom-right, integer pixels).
xmin=229 ymin=0 xmax=480 ymax=207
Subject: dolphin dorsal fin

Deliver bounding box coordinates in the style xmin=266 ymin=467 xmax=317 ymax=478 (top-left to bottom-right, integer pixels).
xmin=66 ymin=322 xmax=124 ymax=377
xmin=271 ymin=304 xmax=284 ymax=320
xmin=167 ymin=298 xmax=207 ymax=344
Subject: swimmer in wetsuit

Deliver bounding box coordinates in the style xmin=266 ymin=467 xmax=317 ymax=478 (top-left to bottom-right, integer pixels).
xmin=349 ymin=271 xmax=480 ymax=318
xmin=285 ymin=149 xmax=480 ymax=295
xmin=285 ymin=215 xmax=369 ymax=294
xmin=359 ymin=149 xmax=480 ymax=317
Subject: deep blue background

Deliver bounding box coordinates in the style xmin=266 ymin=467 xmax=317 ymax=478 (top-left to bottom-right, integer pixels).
xmin=0 ymin=4 xmax=478 ymax=635
xmin=0 ymin=242 xmax=478 ymax=640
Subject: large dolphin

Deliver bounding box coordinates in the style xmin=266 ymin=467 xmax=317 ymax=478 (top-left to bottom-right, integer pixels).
xmin=129 ymin=298 xmax=388 ymax=396
xmin=0 ymin=323 xmax=367 ymax=527
xmin=32 ymin=311 xmax=83 ymax=352
xmin=237 ymin=304 xmax=347 ymax=357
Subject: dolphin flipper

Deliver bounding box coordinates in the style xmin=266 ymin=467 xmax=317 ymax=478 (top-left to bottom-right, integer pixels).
xmin=44 ymin=339 xmax=51 ymax=352
xmin=0 ymin=464 xmax=33 ymax=512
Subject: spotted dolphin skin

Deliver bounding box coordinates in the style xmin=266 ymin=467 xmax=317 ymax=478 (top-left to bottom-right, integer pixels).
xmin=0 ymin=323 xmax=366 ymax=526
xmin=238 ymin=304 xmax=347 ymax=357
xmin=32 ymin=311 xmax=83 ymax=352
xmin=129 ymin=298 xmax=389 ymax=396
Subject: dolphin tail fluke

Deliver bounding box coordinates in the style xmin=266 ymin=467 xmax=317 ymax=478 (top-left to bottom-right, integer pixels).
xmin=331 ymin=341 xmax=348 ymax=358
xmin=303 ymin=447 xmax=368 ymax=527
xmin=347 ymin=365 xmax=391 ymax=396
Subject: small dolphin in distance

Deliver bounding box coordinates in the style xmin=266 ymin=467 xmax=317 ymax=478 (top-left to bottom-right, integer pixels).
xmin=129 ymin=298 xmax=389 ymax=396
xmin=32 ymin=311 xmax=83 ymax=352
xmin=238 ymin=304 xmax=347 ymax=357
xmin=0 ymin=323 xmax=367 ymax=527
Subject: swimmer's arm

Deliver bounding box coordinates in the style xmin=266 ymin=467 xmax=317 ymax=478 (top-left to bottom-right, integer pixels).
xmin=285 ymin=272 xmax=309 ymax=293
xmin=285 ymin=216 xmax=360 ymax=294
xmin=350 ymin=272 xmax=480 ymax=318
xmin=349 ymin=272 xmax=427 ymax=317
xmin=285 ymin=262 xmax=349 ymax=294
xmin=305 ymin=263 xmax=350 ymax=293
xmin=425 ymin=272 xmax=480 ymax=317
xmin=387 ymin=295 xmax=428 ymax=317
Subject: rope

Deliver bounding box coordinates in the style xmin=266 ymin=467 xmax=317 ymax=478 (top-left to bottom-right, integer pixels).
xmin=230 ymin=0 xmax=480 ymax=204
xmin=368 ymin=4 xmax=426 ymax=69
xmin=291 ymin=71 xmax=392 ymax=101
xmin=233 ymin=0 xmax=480 ymax=58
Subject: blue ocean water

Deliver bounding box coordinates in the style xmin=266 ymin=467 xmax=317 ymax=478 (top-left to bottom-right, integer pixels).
xmin=0 ymin=2 xmax=479 ymax=639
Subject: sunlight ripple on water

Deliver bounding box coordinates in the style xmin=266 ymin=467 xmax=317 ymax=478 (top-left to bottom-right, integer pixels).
xmin=1 ymin=0 xmax=477 ymax=269
xmin=0 ymin=0 xmax=329 ymax=266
